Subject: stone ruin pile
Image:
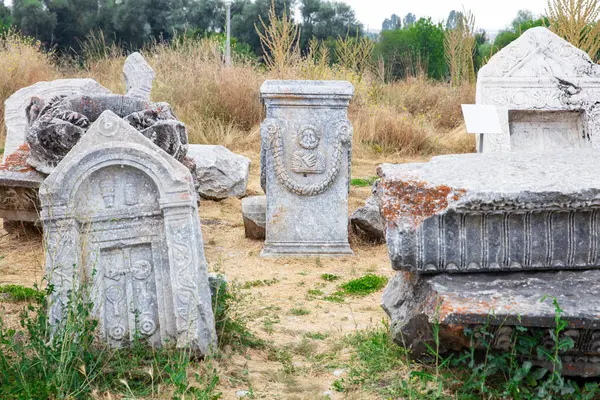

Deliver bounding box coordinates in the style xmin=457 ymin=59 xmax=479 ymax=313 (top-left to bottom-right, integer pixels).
xmin=379 ymin=27 xmax=600 ymax=377
xmin=0 ymin=53 xmax=250 ymax=231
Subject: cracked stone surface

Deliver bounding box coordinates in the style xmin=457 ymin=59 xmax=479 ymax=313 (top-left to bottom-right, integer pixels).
xmin=475 ymin=27 xmax=600 ymax=153
xmin=382 ymin=269 xmax=600 ymax=377
xmin=3 ymin=79 xmax=111 ymax=162
xmin=350 ymin=193 xmax=385 ymax=242
xmin=377 ymin=149 xmax=600 ymax=273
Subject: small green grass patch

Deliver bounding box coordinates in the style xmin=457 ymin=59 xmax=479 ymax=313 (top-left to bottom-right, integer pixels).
xmin=340 ymin=274 xmax=388 ymax=296
xmin=350 ymin=177 xmax=378 ymax=187
xmin=320 ymin=273 xmax=340 ymax=282
xmin=0 ymin=284 xmax=45 ymax=302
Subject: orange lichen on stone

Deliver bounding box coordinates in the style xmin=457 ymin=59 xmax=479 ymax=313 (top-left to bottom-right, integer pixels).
xmin=380 ymin=178 xmax=466 ymax=228
xmin=0 ymin=143 xmax=34 ymax=172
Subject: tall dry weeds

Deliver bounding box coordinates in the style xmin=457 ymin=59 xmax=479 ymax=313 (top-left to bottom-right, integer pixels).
xmin=0 ymin=30 xmax=59 ymax=150
xmin=0 ymin=26 xmax=473 ymax=159
xmin=444 ymin=10 xmax=476 ymax=86
xmin=547 ymin=0 xmax=600 ymax=60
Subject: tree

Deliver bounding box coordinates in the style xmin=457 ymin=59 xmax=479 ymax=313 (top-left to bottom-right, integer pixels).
xmin=375 ymin=17 xmax=446 ymax=80
xmin=299 ymin=0 xmax=362 ymax=50
xmin=12 ymin=0 xmax=57 ymax=44
xmin=0 ymin=0 xmax=12 ymax=31
xmin=492 ymin=10 xmax=545 ymax=53
xmin=382 ymin=13 xmax=400 ymax=31
xmin=403 ymin=12 xmax=416 ymax=28
xmin=232 ymin=0 xmax=294 ymax=57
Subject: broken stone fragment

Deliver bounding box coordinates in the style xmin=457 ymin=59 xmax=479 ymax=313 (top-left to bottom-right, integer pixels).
xmin=242 ymin=196 xmax=266 ymax=240
xmin=187 ymin=145 xmax=250 ymax=201
xmin=3 ymin=78 xmax=111 ymax=163
xmin=25 ymin=94 xmax=188 ymax=174
xmin=123 ymin=52 xmax=155 ymax=101
xmin=350 ymin=193 xmax=385 ymax=243
xmin=382 ymin=269 xmax=600 ymax=377
xmin=377 ymin=149 xmax=600 ymax=274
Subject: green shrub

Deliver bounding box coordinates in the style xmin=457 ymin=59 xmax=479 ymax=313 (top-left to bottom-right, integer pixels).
xmin=340 ymin=274 xmax=388 ymax=296
xmin=0 ymin=284 xmax=44 ymax=302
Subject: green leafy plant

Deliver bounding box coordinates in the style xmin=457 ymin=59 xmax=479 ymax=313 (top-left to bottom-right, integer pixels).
xmin=320 ymin=273 xmax=340 ymax=282
xmin=340 ymin=274 xmax=388 ymax=296
xmin=0 ymin=284 xmax=45 ymax=302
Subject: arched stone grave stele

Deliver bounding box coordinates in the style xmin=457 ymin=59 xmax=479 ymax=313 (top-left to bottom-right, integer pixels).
xmin=40 ymin=110 xmax=216 ymax=354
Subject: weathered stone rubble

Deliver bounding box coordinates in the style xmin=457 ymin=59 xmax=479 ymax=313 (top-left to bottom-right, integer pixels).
xmin=377 ymin=150 xmax=600 ymax=274
xmin=26 ymin=94 xmax=187 ymax=174
xmin=382 ymin=270 xmax=600 ymax=377
xmin=3 ymin=78 xmax=111 ymax=162
xmin=187 ymin=144 xmax=250 ymax=200
xmin=260 ymin=80 xmax=354 ymax=256
xmin=350 ymin=191 xmax=385 ymax=242
xmin=379 ymin=148 xmax=600 ymax=377
xmin=242 ymin=196 xmax=266 ymax=240
xmin=41 ymin=111 xmax=216 ymax=353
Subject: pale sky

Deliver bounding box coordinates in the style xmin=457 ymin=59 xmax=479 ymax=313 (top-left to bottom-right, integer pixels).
xmin=344 ymin=0 xmax=548 ymax=32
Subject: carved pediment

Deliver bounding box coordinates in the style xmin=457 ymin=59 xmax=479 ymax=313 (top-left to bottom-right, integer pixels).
xmin=479 ymin=27 xmax=600 ymax=79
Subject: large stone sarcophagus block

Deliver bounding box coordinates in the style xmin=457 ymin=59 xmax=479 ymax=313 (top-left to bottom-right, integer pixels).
xmin=377 ymin=149 xmax=600 ymax=273
xmin=259 ymin=80 xmax=354 ymax=256
xmin=40 ymin=111 xmax=216 ymax=354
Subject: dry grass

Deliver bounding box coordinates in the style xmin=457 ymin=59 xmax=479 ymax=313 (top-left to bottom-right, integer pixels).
xmin=0 ymin=30 xmax=59 ymax=150
xmin=547 ymin=0 xmax=600 ymax=61
xmin=0 ymin=28 xmax=474 ymax=157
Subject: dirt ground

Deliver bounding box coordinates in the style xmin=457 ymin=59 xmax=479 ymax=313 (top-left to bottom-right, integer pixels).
xmin=0 ymin=152 xmax=424 ymax=399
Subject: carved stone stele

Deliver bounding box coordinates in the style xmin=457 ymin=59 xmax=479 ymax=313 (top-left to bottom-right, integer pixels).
xmin=40 ymin=110 xmax=216 ymax=354
xmin=259 ymin=80 xmax=354 ymax=256
xmin=377 ymin=149 xmax=600 ymax=274
xmin=476 ymin=27 xmax=600 ymax=153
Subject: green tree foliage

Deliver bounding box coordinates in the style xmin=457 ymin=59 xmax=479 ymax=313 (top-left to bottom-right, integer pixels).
xmin=299 ymin=0 xmax=363 ymax=50
xmin=0 ymin=0 xmax=12 ymax=31
xmin=375 ymin=17 xmax=446 ymax=80
xmin=381 ymin=13 xmax=400 ymax=31
xmin=493 ymin=9 xmax=546 ymax=53
xmin=11 ymin=0 xmax=57 ymax=43
xmin=232 ymin=0 xmax=294 ymax=57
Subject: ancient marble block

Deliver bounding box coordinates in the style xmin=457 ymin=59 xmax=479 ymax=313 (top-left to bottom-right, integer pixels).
xmin=242 ymin=196 xmax=266 ymax=240
xmin=187 ymin=144 xmax=250 ymax=200
xmin=3 ymin=78 xmax=111 ymax=162
xmin=475 ymin=27 xmax=600 ymax=153
xmin=0 ymin=144 xmax=45 ymax=223
xmin=40 ymin=111 xmax=216 ymax=354
xmin=382 ymin=270 xmax=600 ymax=377
xmin=260 ymin=80 xmax=354 ymax=256
xmin=377 ymin=149 xmax=600 ymax=273
xmin=124 ymin=52 xmax=155 ymax=101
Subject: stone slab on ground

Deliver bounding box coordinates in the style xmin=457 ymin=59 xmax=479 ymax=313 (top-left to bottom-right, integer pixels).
xmin=382 ymin=269 xmax=600 ymax=377
xmin=3 ymin=78 xmax=111 ymax=162
xmin=377 ymin=149 xmax=600 ymax=274
xmin=242 ymin=195 xmax=266 ymax=240
xmin=187 ymin=144 xmax=250 ymax=201
xmin=260 ymin=80 xmax=354 ymax=256
xmin=41 ymin=110 xmax=216 ymax=354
